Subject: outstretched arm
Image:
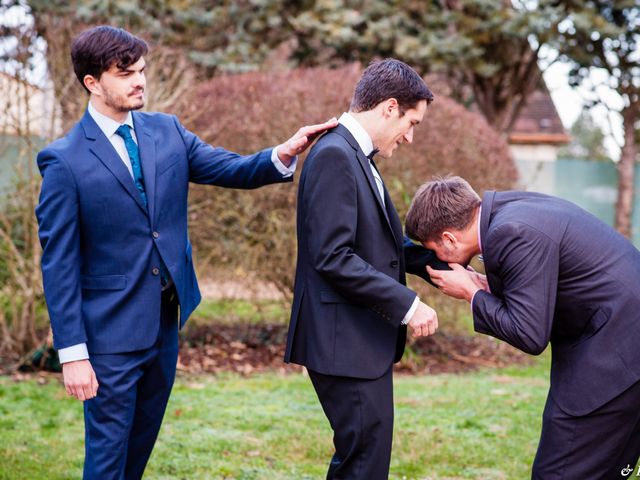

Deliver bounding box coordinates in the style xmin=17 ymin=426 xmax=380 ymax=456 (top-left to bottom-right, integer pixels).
xmin=403 ymin=236 xmax=451 ymax=287
xmin=181 ymin=116 xmax=338 ymax=187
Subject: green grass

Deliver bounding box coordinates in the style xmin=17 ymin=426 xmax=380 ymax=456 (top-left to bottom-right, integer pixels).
xmin=190 ymin=299 xmax=288 ymax=325
xmin=0 ymin=357 xmax=551 ymax=479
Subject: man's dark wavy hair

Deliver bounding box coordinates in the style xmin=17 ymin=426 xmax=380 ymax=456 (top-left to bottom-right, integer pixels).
xmin=350 ymin=58 xmax=434 ymax=115
xmin=71 ymin=26 xmax=148 ymax=93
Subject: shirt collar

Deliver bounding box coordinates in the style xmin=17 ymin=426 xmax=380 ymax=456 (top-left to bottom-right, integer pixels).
xmin=477 ymin=205 xmax=483 ymax=254
xmin=338 ymin=112 xmax=375 ymax=157
xmin=88 ymin=101 xmax=134 ymax=138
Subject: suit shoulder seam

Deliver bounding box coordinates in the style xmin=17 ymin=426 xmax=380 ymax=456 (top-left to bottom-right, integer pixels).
xmin=41 ymin=149 xmax=80 ymax=193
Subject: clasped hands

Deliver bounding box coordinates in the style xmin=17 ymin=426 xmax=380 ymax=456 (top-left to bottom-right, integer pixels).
xmin=427 ymin=264 xmax=489 ymax=303
xmin=407 ymin=264 xmax=489 ymax=338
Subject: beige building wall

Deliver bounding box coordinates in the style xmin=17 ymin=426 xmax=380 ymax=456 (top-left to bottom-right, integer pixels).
xmin=509 ymin=144 xmax=560 ymax=163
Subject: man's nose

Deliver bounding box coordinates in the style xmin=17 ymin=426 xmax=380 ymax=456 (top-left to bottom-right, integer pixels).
xmin=133 ymin=72 xmax=145 ymax=87
xmin=403 ymin=128 xmax=414 ymax=144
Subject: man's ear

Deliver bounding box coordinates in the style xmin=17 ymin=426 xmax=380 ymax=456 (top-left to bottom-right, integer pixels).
xmin=83 ymin=75 xmax=100 ymax=96
xmin=442 ymin=231 xmax=458 ymax=247
xmin=381 ymin=98 xmax=399 ymax=119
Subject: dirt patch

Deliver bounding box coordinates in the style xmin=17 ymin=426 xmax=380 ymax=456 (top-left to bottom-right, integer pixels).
xmin=6 ymin=323 xmax=533 ymax=377
xmin=178 ymin=323 xmax=533 ymax=376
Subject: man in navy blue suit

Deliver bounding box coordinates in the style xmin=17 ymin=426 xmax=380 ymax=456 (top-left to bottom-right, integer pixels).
xmin=406 ymin=176 xmax=640 ymax=479
xmin=35 ymin=25 xmax=336 ymax=479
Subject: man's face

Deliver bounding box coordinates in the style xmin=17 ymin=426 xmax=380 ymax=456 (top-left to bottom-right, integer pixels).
xmin=376 ymin=99 xmax=427 ymax=158
xmin=93 ymin=57 xmax=146 ymax=114
xmin=424 ymin=235 xmax=474 ymax=266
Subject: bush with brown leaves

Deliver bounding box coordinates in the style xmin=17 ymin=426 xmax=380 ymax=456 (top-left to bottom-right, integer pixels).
xmin=177 ymin=64 xmax=517 ymax=319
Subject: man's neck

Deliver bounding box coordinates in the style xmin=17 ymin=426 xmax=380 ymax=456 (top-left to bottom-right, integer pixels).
xmin=470 ymin=206 xmax=482 ymax=255
xmin=348 ymin=110 xmax=380 ymax=146
xmin=89 ymin=97 xmax=128 ymax=123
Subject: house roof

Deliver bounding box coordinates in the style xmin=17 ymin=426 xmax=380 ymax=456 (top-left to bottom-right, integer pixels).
xmin=509 ymin=88 xmax=570 ymax=145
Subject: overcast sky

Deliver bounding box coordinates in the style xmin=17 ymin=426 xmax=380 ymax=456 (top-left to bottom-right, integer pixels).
xmin=544 ymin=58 xmax=624 ymax=161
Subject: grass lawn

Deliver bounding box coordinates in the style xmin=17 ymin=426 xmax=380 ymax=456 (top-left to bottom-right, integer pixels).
xmin=190 ymin=299 xmax=289 ymax=326
xmin=0 ymin=357 xmax=550 ymax=479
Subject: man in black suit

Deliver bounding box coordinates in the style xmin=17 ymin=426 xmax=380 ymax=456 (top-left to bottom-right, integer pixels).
xmin=285 ymin=59 xmax=444 ymax=479
xmin=406 ymin=175 xmax=640 ymax=479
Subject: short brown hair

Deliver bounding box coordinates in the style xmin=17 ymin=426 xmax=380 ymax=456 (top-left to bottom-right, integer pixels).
xmin=405 ymin=175 xmax=481 ymax=243
xmin=350 ymin=58 xmax=434 ymax=115
xmin=71 ymin=26 xmax=148 ymax=93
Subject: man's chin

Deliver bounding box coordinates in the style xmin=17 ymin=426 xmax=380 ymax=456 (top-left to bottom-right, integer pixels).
xmin=461 ymin=256 xmax=476 ymax=268
xmin=130 ymin=100 xmax=145 ymax=111
xmin=118 ymin=100 xmax=145 ymax=112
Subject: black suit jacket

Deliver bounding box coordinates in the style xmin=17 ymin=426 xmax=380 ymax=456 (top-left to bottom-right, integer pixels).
xmin=473 ymin=191 xmax=640 ymax=415
xmin=285 ymin=124 xmax=442 ymax=379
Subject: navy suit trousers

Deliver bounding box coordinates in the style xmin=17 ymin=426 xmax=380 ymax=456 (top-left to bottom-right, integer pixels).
xmin=83 ymin=288 xmax=179 ymax=480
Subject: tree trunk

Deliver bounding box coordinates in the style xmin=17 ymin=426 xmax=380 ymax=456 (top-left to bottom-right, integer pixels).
xmin=470 ymin=51 xmax=542 ymax=135
xmin=614 ymin=105 xmax=639 ymax=238
xmin=32 ymin=12 xmax=87 ymax=133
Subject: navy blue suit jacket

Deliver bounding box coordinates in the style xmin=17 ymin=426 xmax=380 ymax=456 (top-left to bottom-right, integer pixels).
xmin=473 ymin=191 xmax=640 ymax=415
xmin=285 ymin=125 xmax=444 ymax=379
xmin=36 ymin=110 xmax=291 ymax=354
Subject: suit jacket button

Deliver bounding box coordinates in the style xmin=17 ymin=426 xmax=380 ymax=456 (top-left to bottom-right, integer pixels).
xmin=152 ymin=231 xmax=159 ymax=238
xmin=152 ymin=267 xmax=160 ymax=276
xmin=390 ymin=260 xmax=399 ymax=268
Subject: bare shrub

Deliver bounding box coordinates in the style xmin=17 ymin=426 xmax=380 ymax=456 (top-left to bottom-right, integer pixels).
xmin=0 ymin=21 xmax=51 ymax=360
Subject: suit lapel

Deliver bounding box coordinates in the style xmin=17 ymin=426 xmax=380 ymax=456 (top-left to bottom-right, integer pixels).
xmin=382 ymin=178 xmax=403 ymax=249
xmin=133 ymin=112 xmax=156 ymax=223
xmin=355 ymin=149 xmax=394 ymax=228
xmin=480 ymin=190 xmax=496 ymax=246
xmin=81 ymin=110 xmax=148 ymax=216
xmin=332 ymin=125 xmax=395 ymax=239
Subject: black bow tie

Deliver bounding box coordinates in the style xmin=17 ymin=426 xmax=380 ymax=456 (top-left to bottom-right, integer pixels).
xmin=367 ymin=148 xmax=379 ymax=160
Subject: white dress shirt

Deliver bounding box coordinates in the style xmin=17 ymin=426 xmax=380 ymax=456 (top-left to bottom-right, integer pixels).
xmin=338 ymin=112 xmax=385 ymax=205
xmin=338 ymin=112 xmax=419 ymax=325
xmin=470 ymin=206 xmax=485 ymax=309
xmin=58 ymin=103 xmax=297 ymax=364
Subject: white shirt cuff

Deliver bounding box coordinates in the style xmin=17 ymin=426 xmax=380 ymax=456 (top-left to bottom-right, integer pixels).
xmin=470 ymin=289 xmax=480 ymax=311
xmin=401 ymin=296 xmax=420 ymax=325
xmin=58 ymin=343 xmax=89 ymax=363
xmin=271 ymin=147 xmax=297 ymax=176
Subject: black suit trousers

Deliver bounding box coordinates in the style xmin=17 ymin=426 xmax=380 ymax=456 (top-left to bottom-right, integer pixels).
xmin=308 ymin=366 xmax=394 ymax=480
xmin=533 ymin=378 xmax=640 ymax=479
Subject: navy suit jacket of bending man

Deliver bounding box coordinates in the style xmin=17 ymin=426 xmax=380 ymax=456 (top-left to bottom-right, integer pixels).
xmin=36 ymin=110 xmax=291 ymax=355
xmin=474 ymin=191 xmax=640 ymax=416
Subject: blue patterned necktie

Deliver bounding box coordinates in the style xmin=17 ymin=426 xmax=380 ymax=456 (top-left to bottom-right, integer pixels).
xmin=115 ymin=124 xmax=147 ymax=207
xmin=115 ymin=124 xmax=170 ymax=287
